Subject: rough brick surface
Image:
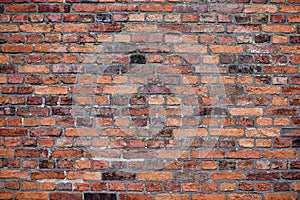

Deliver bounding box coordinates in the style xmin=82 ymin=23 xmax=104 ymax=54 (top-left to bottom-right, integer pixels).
xmin=0 ymin=0 xmax=299 ymax=199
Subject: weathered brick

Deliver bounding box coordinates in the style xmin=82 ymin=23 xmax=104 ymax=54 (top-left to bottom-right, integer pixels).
xmin=20 ymin=24 xmax=52 ymax=33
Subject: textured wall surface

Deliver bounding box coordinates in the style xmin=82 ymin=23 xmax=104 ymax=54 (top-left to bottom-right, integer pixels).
xmin=0 ymin=0 xmax=300 ymax=199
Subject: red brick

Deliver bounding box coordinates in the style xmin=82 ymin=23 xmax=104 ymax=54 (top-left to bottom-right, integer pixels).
xmin=51 ymin=150 xmax=83 ymax=158
xmin=230 ymin=108 xmax=263 ymax=116
xmin=120 ymin=194 xmax=151 ymax=200
xmin=192 ymin=194 xmax=226 ymax=200
xmin=155 ymin=194 xmax=190 ymax=200
xmin=15 ymin=192 xmax=48 ymax=200
xmin=19 ymin=65 xmax=50 ymax=74
xmin=90 ymin=24 xmax=122 ymax=32
xmin=67 ymin=171 xmax=100 ymax=180
xmin=262 ymin=25 xmax=296 ymax=33
xmin=227 ymin=24 xmax=260 ymax=33
xmin=20 ymin=24 xmax=52 ymax=32
xmin=280 ymin=5 xmax=300 ymax=12
xmin=244 ymin=5 xmax=277 ymax=13
xmin=2 ymin=44 xmax=32 ymax=53
xmin=228 ymin=150 xmax=261 ymax=158
xmin=124 ymin=24 xmax=157 ymax=32
xmin=264 ymin=150 xmax=298 ymax=158
xmin=228 ymin=194 xmax=262 ymax=200
xmin=211 ymin=172 xmax=244 ymax=180
xmin=138 ymin=172 xmax=172 ymax=180
xmin=0 ymin=170 xmax=28 ymax=179
xmin=141 ymin=4 xmax=174 ymax=12
xmin=6 ymin=4 xmax=36 ymax=12
xmin=34 ymin=44 xmax=67 ymax=53
xmin=264 ymin=193 xmax=298 ymax=200
xmin=54 ymin=24 xmax=88 ymax=32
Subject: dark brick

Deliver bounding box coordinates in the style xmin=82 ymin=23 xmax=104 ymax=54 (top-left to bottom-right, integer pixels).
xmin=130 ymin=54 xmax=146 ymax=64
xmin=254 ymin=97 xmax=270 ymax=106
xmin=266 ymin=108 xmax=298 ymax=116
xmin=292 ymin=139 xmax=300 ymax=147
xmin=79 ymin=14 xmax=95 ymax=22
xmin=202 ymin=139 xmax=218 ymax=148
xmin=39 ymin=160 xmax=55 ymax=169
xmin=93 ymin=108 xmax=118 ymax=117
xmin=100 ymin=66 xmax=120 ymax=75
xmin=238 ymin=118 xmax=254 ymax=127
xmin=282 ymin=172 xmax=300 ymax=180
xmin=235 ymin=15 xmax=251 ymax=23
xmin=133 ymin=118 xmax=147 ymax=126
xmin=155 ymin=128 xmax=173 ymax=137
xmin=0 ymin=107 xmax=15 ymax=115
xmin=238 ymin=55 xmax=253 ymax=64
xmin=26 ymin=76 xmax=42 ymax=85
xmin=219 ymin=161 xmax=236 ymax=170
xmin=56 ymin=182 xmax=72 ymax=191
xmin=255 ymin=34 xmax=270 ymax=43
xmin=0 ymin=65 xmax=15 ymax=74
xmin=252 ymin=14 xmax=268 ymax=23
xmin=273 ymin=182 xmax=290 ymax=191
xmin=52 ymin=107 xmax=72 ymax=115
xmin=229 ymin=65 xmax=261 ymax=74
xmin=255 ymin=76 xmax=271 ymax=84
xmin=0 ymin=5 xmax=4 ymax=13
xmin=195 ymin=107 xmax=228 ymax=116
xmin=238 ymin=182 xmax=254 ymax=191
xmin=292 ymin=117 xmax=300 ymax=126
xmin=50 ymin=193 xmax=82 ymax=200
xmin=90 ymin=24 xmax=122 ymax=32
xmin=219 ymin=139 xmax=236 ymax=148
xmin=76 ymin=117 xmax=93 ymax=126
xmin=60 ymin=97 xmax=72 ymax=105
xmin=130 ymin=96 xmax=146 ymax=105
xmin=39 ymin=4 xmax=70 ymax=13
xmin=247 ymin=172 xmax=280 ymax=180
xmin=45 ymin=96 xmax=59 ymax=106
xmin=290 ymin=36 xmax=300 ymax=44
xmin=272 ymin=55 xmax=287 ymax=63
xmin=271 ymin=161 xmax=287 ymax=170
xmin=290 ymin=161 xmax=300 ymax=169
xmin=102 ymin=172 xmax=135 ymax=180
xmin=96 ymin=13 xmax=112 ymax=23
xmin=0 ymin=35 xmax=6 ymax=43
xmin=139 ymin=86 xmax=171 ymax=94
xmin=27 ymin=96 xmax=42 ymax=105
xmin=220 ymin=56 xmax=236 ymax=64
xmin=255 ymin=55 xmax=270 ymax=64
xmin=274 ymin=138 xmax=290 ymax=148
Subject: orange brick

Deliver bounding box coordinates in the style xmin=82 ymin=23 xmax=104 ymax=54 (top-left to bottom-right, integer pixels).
xmin=138 ymin=172 xmax=172 ymax=181
xmin=210 ymin=45 xmax=243 ymax=54
xmin=230 ymin=108 xmax=263 ymax=116
xmin=262 ymin=25 xmax=296 ymax=33
xmin=34 ymin=86 xmax=67 ymax=95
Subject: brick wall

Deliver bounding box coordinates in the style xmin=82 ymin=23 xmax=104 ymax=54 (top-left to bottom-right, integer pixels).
xmin=0 ymin=0 xmax=300 ymax=199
